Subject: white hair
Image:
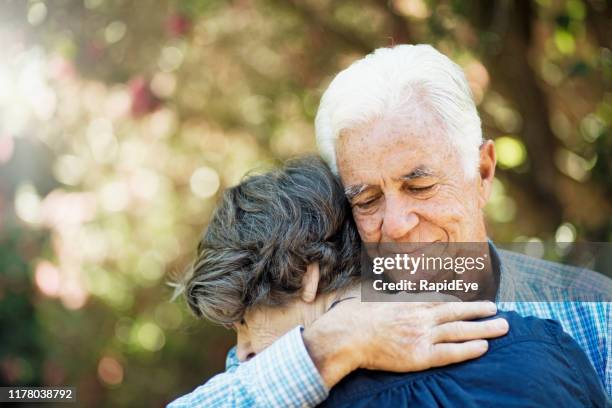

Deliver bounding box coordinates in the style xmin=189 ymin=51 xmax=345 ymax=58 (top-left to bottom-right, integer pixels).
xmin=315 ymin=44 xmax=483 ymax=178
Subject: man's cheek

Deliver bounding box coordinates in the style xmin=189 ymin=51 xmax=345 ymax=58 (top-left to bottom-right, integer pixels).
xmin=425 ymin=208 xmax=468 ymax=241
xmin=354 ymin=213 xmax=381 ymax=241
xmin=429 ymin=189 xmax=474 ymax=219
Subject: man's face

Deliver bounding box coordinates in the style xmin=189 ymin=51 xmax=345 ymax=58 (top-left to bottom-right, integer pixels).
xmin=336 ymin=115 xmax=493 ymax=245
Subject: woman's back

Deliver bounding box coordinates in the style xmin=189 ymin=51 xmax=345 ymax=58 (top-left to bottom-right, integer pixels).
xmin=321 ymin=311 xmax=609 ymax=408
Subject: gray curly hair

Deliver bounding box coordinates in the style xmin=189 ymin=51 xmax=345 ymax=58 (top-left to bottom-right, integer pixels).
xmin=177 ymin=155 xmax=361 ymax=325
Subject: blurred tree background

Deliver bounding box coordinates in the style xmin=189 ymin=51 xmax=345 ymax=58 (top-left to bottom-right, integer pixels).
xmin=0 ymin=0 xmax=610 ymax=406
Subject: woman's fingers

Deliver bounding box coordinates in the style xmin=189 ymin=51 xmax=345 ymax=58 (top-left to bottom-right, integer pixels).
xmin=431 ymin=318 xmax=509 ymax=343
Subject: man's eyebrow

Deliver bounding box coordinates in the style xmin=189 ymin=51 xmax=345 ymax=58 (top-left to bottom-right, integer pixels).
xmin=344 ymin=167 xmax=435 ymax=199
xmin=399 ymin=166 xmax=436 ymax=181
xmin=344 ymin=183 xmax=369 ymax=200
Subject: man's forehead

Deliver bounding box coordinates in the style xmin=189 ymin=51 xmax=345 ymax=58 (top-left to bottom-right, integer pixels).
xmin=337 ymin=123 xmax=449 ymax=165
xmin=337 ymin=121 xmax=458 ymax=164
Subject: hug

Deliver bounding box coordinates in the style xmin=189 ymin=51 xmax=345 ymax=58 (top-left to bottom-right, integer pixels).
xmin=169 ymin=44 xmax=611 ymax=407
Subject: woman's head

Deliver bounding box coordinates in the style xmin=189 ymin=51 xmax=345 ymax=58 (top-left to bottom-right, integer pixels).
xmin=180 ymin=156 xmax=361 ymax=356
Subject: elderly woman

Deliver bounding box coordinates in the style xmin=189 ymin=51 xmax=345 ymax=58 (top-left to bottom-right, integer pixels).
xmin=172 ymin=156 xmax=607 ymax=407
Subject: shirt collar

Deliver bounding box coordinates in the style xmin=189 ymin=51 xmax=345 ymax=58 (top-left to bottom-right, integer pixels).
xmin=490 ymin=239 xmax=518 ymax=302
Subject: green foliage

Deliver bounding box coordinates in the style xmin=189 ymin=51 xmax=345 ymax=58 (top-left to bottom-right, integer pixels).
xmin=0 ymin=230 xmax=44 ymax=387
xmin=0 ymin=0 xmax=610 ymax=405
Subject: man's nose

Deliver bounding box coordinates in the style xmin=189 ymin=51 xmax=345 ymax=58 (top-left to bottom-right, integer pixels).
xmin=236 ymin=341 xmax=255 ymax=362
xmin=381 ymin=196 xmax=419 ymax=241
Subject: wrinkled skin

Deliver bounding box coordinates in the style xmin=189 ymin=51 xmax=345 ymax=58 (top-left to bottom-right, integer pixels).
xmin=336 ymin=114 xmax=495 ymax=246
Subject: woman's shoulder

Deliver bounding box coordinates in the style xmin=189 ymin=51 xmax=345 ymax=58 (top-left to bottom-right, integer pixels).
xmin=321 ymin=311 xmax=604 ymax=407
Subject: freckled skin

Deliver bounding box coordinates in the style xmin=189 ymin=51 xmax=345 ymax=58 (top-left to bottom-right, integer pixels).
xmin=336 ymin=115 xmax=494 ymax=245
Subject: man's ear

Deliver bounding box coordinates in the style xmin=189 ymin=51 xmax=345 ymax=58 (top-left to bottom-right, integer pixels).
xmin=477 ymin=140 xmax=496 ymax=208
xmin=301 ymin=263 xmax=320 ymax=303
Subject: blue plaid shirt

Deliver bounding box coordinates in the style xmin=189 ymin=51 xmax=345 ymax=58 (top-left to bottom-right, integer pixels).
xmin=168 ymin=246 xmax=612 ymax=407
xmin=495 ymin=248 xmax=611 ymax=397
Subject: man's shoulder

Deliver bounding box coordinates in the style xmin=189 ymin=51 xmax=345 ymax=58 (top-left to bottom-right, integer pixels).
xmin=498 ymin=248 xmax=612 ymax=300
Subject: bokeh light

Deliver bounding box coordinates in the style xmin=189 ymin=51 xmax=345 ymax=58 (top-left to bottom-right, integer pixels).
xmin=190 ymin=167 xmax=220 ymax=199
xmin=494 ymin=136 xmax=527 ymax=169
xmin=97 ymin=356 xmax=124 ymax=386
xmin=0 ymin=1 xmax=610 ymax=406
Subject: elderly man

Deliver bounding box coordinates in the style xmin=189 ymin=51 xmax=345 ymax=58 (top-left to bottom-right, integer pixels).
xmin=315 ymin=44 xmax=611 ymax=395
xmin=167 ymin=45 xmax=612 ymax=407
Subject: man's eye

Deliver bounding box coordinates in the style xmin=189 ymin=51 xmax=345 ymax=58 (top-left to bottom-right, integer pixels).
xmin=408 ymin=185 xmax=436 ymax=193
xmin=354 ymin=197 xmax=378 ymax=209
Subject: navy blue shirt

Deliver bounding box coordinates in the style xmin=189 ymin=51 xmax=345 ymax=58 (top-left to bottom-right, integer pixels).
xmin=320 ymin=311 xmax=609 ymax=408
